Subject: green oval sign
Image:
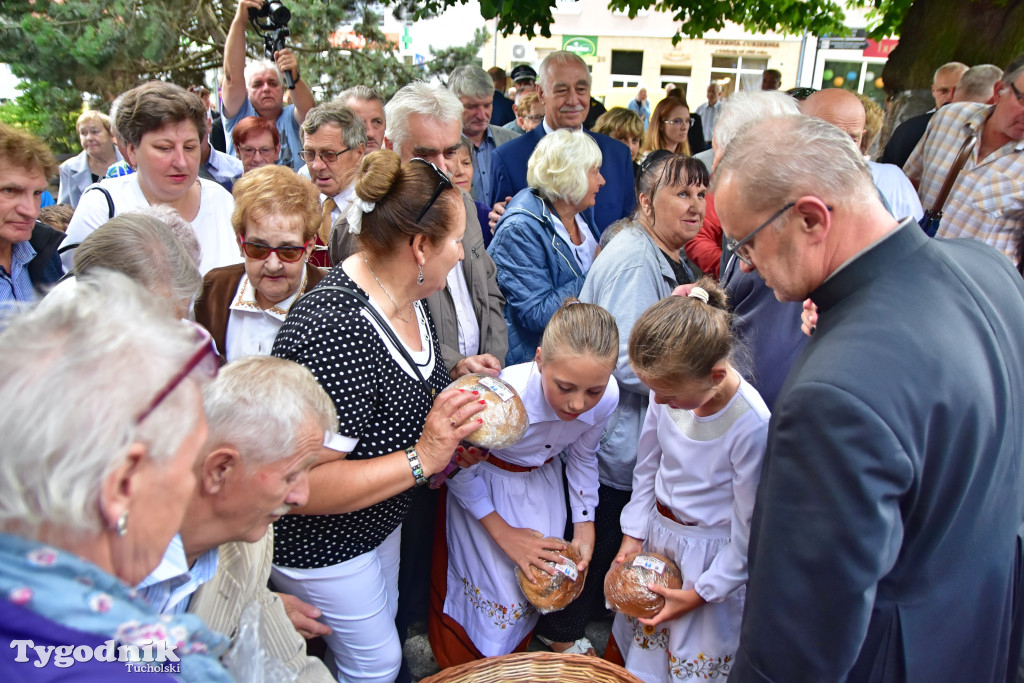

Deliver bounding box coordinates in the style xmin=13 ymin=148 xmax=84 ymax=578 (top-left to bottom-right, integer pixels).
xmin=562 ymin=35 xmax=598 ymax=57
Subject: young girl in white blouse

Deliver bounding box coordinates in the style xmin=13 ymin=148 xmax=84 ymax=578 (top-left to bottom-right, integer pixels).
xmin=431 ymin=301 xmax=620 ymax=665
xmin=608 ymin=280 xmax=770 ymax=681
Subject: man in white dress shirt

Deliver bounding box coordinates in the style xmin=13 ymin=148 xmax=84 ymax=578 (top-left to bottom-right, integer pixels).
xmin=299 ymin=102 xmax=366 ymax=267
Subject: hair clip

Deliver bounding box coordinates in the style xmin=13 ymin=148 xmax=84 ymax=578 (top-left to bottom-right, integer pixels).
xmin=688 ymin=286 xmax=709 ymax=303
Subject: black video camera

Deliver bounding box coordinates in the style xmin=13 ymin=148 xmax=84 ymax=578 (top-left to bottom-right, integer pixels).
xmin=248 ymin=1 xmax=296 ymax=89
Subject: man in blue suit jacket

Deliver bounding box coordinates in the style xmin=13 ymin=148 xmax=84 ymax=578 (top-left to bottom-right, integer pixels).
xmin=489 ymin=51 xmax=635 ymax=233
xmin=716 ymin=115 xmax=1024 ymax=682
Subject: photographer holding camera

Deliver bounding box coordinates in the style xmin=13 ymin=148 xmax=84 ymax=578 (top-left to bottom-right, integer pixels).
xmin=221 ymin=0 xmax=315 ymax=171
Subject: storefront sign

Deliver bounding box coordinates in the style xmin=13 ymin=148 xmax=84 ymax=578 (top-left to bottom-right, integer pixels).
xmin=563 ymin=35 xmax=598 ymax=57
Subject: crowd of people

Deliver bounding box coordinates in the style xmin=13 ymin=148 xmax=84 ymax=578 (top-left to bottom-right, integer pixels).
xmin=2 ymin=3 xmax=1024 ymax=679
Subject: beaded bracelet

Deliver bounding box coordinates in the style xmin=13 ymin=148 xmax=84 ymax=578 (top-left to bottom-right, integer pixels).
xmin=406 ymin=447 xmax=427 ymax=487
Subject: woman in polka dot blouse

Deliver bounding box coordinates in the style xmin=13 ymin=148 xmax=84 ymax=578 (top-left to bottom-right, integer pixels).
xmin=270 ymin=150 xmax=495 ymax=682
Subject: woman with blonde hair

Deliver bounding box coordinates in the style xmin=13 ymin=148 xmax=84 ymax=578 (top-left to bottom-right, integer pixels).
xmin=58 ymin=110 xmax=123 ymax=207
xmin=490 ymin=129 xmax=605 ymax=365
xmin=640 ymin=95 xmax=692 ymax=159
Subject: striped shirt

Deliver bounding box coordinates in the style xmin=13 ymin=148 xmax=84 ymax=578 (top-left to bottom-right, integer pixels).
xmin=905 ymin=102 xmax=1024 ymax=263
xmin=0 ymin=241 xmax=38 ymax=306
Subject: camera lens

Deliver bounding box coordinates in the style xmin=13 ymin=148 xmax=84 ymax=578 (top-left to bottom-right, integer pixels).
xmin=267 ymin=1 xmax=290 ymax=25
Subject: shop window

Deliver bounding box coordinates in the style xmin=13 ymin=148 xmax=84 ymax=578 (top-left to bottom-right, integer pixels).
xmin=660 ymin=66 xmax=692 ymax=99
xmin=711 ymin=56 xmax=768 ymax=97
xmin=611 ymin=50 xmax=643 ymax=88
xmin=821 ymin=60 xmax=886 ymax=107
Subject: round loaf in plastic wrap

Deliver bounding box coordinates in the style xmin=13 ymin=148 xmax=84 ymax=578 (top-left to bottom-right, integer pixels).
xmin=515 ymin=539 xmax=585 ymax=614
xmin=604 ymin=551 xmax=683 ymax=619
xmin=446 ymin=373 xmax=529 ymax=450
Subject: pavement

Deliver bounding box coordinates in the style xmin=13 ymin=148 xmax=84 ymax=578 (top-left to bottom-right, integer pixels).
xmin=404 ymin=616 xmax=614 ymax=681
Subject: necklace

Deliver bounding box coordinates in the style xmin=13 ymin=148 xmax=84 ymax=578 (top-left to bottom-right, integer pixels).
xmin=363 ymin=257 xmax=413 ymax=323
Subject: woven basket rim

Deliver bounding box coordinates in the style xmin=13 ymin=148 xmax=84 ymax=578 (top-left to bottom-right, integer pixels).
xmin=421 ymin=651 xmax=645 ymax=683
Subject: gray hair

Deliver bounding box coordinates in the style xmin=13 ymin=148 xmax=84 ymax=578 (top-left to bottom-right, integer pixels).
xmin=0 ymin=270 xmax=210 ymax=534
xmin=202 ymin=356 xmax=337 ymax=468
xmin=1002 ymin=55 xmax=1024 ymax=86
xmin=527 ymin=128 xmax=602 ymax=205
xmin=537 ymin=51 xmax=592 ymax=90
xmin=449 ymin=65 xmax=495 ymax=100
xmin=108 ymin=93 xmax=125 ymax=143
xmin=384 ymin=82 xmax=463 ymax=159
xmin=954 ymin=65 xmax=1002 ymax=101
xmin=133 ymin=205 xmax=202 ymax=267
xmin=300 ymin=102 xmax=367 ymax=150
xmin=244 ymin=59 xmax=283 ymax=88
xmin=712 ymin=115 xmax=875 ymax=214
xmin=338 ymin=85 xmax=384 ymax=106
xmin=73 ymin=213 xmax=203 ymax=316
xmin=713 ymin=90 xmax=800 ymax=151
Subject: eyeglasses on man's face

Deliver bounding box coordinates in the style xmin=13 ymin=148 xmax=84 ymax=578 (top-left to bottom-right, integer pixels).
xmin=297 ymin=148 xmax=351 ymax=163
xmin=725 ymin=203 xmax=796 ymax=267
xmin=1007 ymin=81 xmax=1024 ymax=107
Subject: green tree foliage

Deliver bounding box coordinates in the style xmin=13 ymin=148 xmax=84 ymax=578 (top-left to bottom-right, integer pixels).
xmin=0 ymin=82 xmax=82 ymax=154
xmin=0 ymin=0 xmax=487 ymax=147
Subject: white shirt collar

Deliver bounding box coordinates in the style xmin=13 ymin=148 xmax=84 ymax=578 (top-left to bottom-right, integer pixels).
xmin=229 ymin=268 xmax=308 ymax=322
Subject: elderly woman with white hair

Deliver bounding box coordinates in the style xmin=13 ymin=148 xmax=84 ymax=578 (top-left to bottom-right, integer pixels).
xmin=490 ymin=128 xmax=604 ymax=365
xmin=0 ymin=270 xmax=230 ymax=681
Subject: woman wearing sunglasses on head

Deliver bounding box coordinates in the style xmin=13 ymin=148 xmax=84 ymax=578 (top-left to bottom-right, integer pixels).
xmin=193 ymin=164 xmax=325 ymax=361
xmin=268 ymin=149 xmax=489 ymax=683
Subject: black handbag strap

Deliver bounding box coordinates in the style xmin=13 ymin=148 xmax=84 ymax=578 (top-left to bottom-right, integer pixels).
xmin=302 ymin=285 xmax=436 ymax=398
xmin=927 ymin=133 xmax=977 ymax=218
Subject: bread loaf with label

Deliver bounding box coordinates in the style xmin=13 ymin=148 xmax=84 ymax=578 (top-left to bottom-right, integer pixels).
xmin=446 ymin=373 xmax=529 ymax=449
xmin=515 ymin=539 xmax=585 ymax=613
xmin=604 ymin=551 xmax=683 ymax=618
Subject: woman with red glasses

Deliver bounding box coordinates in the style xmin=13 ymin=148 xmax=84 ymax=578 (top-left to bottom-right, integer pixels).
xmin=193 ymin=165 xmax=325 ymax=361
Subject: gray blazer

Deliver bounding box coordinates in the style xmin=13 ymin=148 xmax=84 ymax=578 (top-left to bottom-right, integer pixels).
xmin=58 ymin=149 xmax=123 ymax=208
xmin=328 ymin=192 xmax=507 ymax=373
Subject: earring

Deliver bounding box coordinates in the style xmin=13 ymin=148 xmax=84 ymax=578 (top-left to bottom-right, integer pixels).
xmin=116 ymin=510 xmax=129 ymax=537
xmin=417 ymin=264 xmax=424 ymax=286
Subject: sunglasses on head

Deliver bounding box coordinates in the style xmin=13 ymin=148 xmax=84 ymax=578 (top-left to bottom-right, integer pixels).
xmin=409 ymin=158 xmax=454 ymax=223
xmin=239 ymin=239 xmax=310 ymax=263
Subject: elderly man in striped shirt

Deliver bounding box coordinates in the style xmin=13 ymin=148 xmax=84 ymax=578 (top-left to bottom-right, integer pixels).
xmin=905 ymin=54 xmax=1024 ymax=267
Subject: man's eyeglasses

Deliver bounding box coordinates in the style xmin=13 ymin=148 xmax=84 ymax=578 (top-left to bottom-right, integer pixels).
xmin=662 ymin=117 xmax=693 ymax=128
xmin=725 ymin=203 xmax=796 ymax=267
xmin=136 ymin=324 xmax=219 ymax=425
xmin=297 ymin=148 xmax=350 ymax=163
xmin=240 ymin=239 xmax=310 ymax=263
xmin=239 ymin=146 xmax=276 ymax=158
xmin=1008 ymin=81 xmax=1024 ymax=107
xmin=522 ymin=114 xmax=544 ymax=121
xmin=410 ymin=158 xmax=454 ymax=223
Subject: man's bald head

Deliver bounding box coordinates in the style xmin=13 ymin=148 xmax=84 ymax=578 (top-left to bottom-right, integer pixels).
xmin=800 ymin=88 xmax=866 ymax=148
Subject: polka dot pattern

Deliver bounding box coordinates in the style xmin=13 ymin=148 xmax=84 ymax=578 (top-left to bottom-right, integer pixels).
xmin=270 ymin=268 xmax=449 ymax=568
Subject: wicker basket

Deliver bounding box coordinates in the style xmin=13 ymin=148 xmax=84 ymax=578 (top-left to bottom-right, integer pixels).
xmin=421 ymin=652 xmax=644 ymax=682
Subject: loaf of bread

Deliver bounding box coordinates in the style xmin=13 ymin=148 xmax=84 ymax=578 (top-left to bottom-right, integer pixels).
xmin=515 ymin=539 xmax=585 ymax=614
xmin=446 ymin=373 xmax=529 ymax=450
xmin=604 ymin=551 xmax=683 ymax=619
